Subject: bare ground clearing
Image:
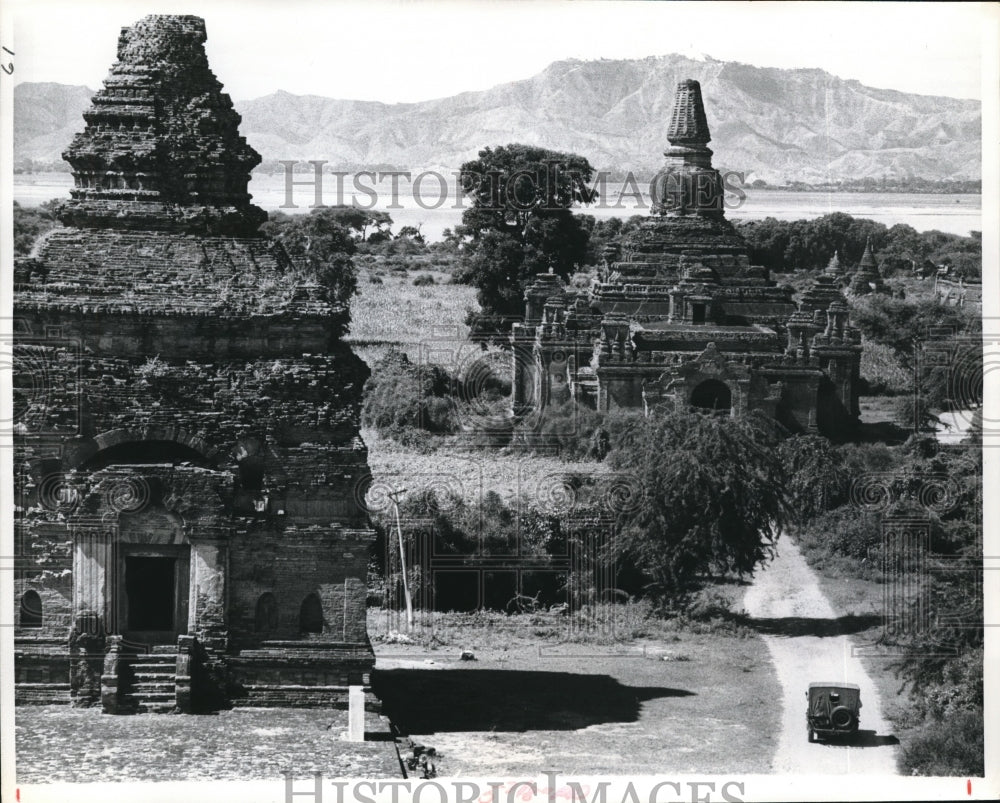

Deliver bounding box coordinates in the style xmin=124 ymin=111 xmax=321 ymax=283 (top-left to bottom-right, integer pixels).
xmin=15 ymin=706 xmax=400 ymax=783
xmin=372 ymin=623 xmax=780 ymax=776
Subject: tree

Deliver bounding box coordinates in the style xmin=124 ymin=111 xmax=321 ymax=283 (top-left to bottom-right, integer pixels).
xmin=13 ymin=200 xmax=60 ymax=256
xmin=261 ymin=208 xmax=359 ymax=326
xmin=606 ymin=410 xmax=787 ymax=599
xmin=395 ymin=225 xmax=425 ymax=244
xmin=458 ymin=144 xmax=594 ymax=321
xmin=850 ymin=296 xmax=979 ymax=370
xmin=778 ymin=435 xmax=849 ymax=525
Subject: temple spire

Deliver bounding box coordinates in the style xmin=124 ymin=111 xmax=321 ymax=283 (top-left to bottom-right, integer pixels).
xmin=824 ymin=250 xmax=843 ymax=277
xmin=657 ymin=79 xmax=722 ymax=218
xmin=60 ymin=14 xmax=264 ymax=235
xmin=858 ymin=237 xmax=876 ymax=270
xmin=667 ymin=79 xmax=712 ymax=146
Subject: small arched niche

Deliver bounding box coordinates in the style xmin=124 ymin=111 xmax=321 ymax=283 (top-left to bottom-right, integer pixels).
xmin=255 ymin=592 xmax=279 ymax=633
xmin=20 ymin=590 xmax=42 ymax=628
xmin=299 ymin=593 xmax=324 ymax=634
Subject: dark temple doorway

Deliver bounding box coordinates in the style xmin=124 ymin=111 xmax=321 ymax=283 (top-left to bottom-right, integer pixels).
xmin=690 ymin=379 xmax=732 ymax=413
xmin=125 ymin=556 xmax=176 ymax=632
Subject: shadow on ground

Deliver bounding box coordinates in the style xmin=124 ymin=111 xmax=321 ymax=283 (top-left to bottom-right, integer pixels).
xmin=373 ymin=669 xmax=693 ymax=734
xmin=858 ymin=421 xmax=910 ymax=444
xmin=816 ymin=730 xmax=900 ymax=748
xmin=745 ymin=613 xmax=883 ymax=638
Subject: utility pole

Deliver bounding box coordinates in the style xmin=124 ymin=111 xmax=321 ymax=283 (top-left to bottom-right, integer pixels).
xmin=387 ymin=488 xmax=413 ymax=630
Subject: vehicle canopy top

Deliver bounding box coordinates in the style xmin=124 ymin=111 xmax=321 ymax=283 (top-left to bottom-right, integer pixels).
xmin=808 ymin=682 xmax=860 ymax=691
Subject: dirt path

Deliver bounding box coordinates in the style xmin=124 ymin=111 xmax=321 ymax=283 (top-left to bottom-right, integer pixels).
xmin=742 ymin=537 xmax=899 ymax=774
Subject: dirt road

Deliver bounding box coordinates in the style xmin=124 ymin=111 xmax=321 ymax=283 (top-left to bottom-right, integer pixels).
xmin=742 ymin=538 xmax=899 ymax=774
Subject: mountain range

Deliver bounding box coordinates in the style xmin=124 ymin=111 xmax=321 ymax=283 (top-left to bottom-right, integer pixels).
xmin=13 ymin=54 xmax=981 ymax=185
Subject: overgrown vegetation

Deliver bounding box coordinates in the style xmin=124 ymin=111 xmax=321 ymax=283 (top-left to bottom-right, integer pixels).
xmin=850 ymin=294 xmax=981 ymax=427
xmin=606 ymin=410 xmax=787 ymax=600
xmin=361 ymin=350 xmax=460 ymax=446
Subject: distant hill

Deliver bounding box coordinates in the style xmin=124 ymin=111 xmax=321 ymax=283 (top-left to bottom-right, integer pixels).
xmin=13 ymin=82 xmax=95 ymax=168
xmin=14 ymin=55 xmax=981 ymax=184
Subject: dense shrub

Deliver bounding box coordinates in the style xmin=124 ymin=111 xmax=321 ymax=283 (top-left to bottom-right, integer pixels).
xmin=412 ymin=274 xmax=436 ymax=286
xmin=512 ymin=400 xmax=607 ymax=459
xmin=512 ymin=402 xmax=644 ymax=461
xmin=899 ymin=707 xmax=984 ymax=776
xmin=361 ymin=349 xmax=459 ymax=442
xmin=795 ymin=506 xmax=883 ymax=577
xmin=370 ymin=489 xmax=567 ymax=611
xmin=859 ymin=339 xmax=912 ymax=395
xmin=849 ymin=296 xmax=979 ymax=369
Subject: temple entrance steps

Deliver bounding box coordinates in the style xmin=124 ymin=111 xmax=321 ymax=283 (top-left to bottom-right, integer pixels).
xmin=123 ymin=646 xmax=177 ymax=713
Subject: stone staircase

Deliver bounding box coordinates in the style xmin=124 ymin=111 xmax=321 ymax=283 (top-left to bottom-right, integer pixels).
xmin=124 ymin=646 xmax=177 ymax=713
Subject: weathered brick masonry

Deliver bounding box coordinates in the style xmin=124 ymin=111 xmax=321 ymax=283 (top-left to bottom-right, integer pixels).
xmin=13 ymin=14 xmax=376 ymax=713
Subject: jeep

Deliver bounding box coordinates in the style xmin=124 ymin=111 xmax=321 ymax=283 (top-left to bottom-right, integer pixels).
xmin=806 ymin=682 xmax=861 ymax=742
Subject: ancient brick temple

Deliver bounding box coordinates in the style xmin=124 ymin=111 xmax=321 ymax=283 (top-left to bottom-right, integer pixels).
xmin=13 ymin=15 xmax=375 ymax=713
xmin=512 ymin=79 xmax=863 ymax=437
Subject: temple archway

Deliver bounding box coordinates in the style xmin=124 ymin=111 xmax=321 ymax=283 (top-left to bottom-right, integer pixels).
xmin=690 ymin=379 xmax=732 ymax=413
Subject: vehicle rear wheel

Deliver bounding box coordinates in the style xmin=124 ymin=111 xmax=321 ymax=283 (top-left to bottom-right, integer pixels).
xmin=807 ymin=725 xmax=815 ymax=743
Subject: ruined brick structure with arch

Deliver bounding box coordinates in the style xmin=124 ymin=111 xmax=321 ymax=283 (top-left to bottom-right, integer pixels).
xmin=13 ymin=15 xmax=375 ymax=713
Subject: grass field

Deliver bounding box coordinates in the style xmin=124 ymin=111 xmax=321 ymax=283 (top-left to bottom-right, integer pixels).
xmin=349 ymin=267 xmax=479 ymax=366
xmin=362 ymin=428 xmax=609 ymax=507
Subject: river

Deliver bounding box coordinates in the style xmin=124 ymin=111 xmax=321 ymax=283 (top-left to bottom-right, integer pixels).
xmin=14 ymin=172 xmax=981 ymax=242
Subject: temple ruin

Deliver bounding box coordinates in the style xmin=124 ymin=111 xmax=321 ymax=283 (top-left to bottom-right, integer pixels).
xmin=13 ymin=15 xmax=375 ymax=713
xmin=512 ymin=79 xmax=864 ymax=436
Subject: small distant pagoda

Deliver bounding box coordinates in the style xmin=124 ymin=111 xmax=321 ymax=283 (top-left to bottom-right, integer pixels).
xmin=14 ymin=15 xmax=375 ymax=714
xmin=825 ymin=251 xmax=844 ymax=278
xmin=847 ymin=238 xmax=890 ymax=296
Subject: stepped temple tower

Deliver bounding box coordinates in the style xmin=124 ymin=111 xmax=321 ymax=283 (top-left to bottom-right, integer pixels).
xmin=847 ymin=237 xmax=891 ymax=296
xmin=13 ymin=15 xmax=375 ymax=713
xmin=512 ymin=79 xmax=863 ymax=436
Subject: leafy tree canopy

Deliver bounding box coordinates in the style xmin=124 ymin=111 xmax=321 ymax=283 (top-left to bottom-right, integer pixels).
xmin=605 ymin=410 xmax=787 ymax=599
xmin=261 ymin=208 xmax=362 ymax=322
xmin=458 ymin=144 xmax=595 ymax=319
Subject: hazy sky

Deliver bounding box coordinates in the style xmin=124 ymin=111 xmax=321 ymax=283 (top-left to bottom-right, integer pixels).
xmin=5 ymin=0 xmax=990 ymax=102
